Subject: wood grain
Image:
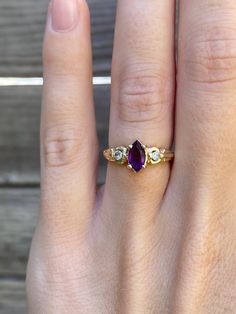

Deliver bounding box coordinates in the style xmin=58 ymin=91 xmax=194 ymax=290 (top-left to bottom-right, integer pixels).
xmin=0 ymin=280 xmax=26 ymax=314
xmin=0 ymin=85 xmax=110 ymax=185
xmin=0 ymin=188 xmax=39 ymax=276
xmin=0 ymin=0 xmax=115 ymax=76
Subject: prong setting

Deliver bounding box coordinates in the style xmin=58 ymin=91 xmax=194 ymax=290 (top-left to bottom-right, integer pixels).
xmin=147 ymin=147 xmax=162 ymax=164
xmin=112 ymin=146 xmax=127 ymax=164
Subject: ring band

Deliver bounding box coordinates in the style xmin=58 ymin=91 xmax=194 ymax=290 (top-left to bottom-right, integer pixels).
xmin=103 ymin=139 xmax=174 ymax=173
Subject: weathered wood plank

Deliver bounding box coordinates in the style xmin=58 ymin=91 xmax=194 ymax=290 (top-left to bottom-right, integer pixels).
xmin=0 ymin=0 xmax=115 ymax=76
xmin=0 ymin=85 xmax=110 ymax=185
xmin=0 ymin=280 xmax=26 ymax=314
xmin=0 ymin=188 xmax=39 ymax=276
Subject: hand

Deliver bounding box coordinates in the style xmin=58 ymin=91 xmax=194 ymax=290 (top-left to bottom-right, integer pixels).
xmin=26 ymin=0 xmax=236 ymax=313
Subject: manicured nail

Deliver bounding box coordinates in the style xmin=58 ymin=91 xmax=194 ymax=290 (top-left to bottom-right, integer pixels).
xmin=51 ymin=0 xmax=79 ymax=32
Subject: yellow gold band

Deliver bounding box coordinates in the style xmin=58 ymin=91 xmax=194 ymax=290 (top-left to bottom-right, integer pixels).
xmin=103 ymin=139 xmax=174 ymax=173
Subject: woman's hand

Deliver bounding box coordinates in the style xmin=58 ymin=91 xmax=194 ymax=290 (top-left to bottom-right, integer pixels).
xmin=26 ymin=0 xmax=236 ymax=313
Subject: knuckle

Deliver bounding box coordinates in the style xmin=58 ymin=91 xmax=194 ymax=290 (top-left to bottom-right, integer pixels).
xmin=43 ymin=125 xmax=82 ymax=168
xmin=118 ymin=73 xmax=170 ymax=124
xmin=185 ymin=26 xmax=236 ymax=85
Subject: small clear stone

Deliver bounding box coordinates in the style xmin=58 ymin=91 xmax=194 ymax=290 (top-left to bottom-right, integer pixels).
xmin=152 ymin=150 xmax=160 ymax=161
xmin=114 ymin=150 xmax=123 ymax=161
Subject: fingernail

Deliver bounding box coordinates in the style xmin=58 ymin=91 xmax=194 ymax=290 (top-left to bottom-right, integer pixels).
xmin=51 ymin=0 xmax=79 ymax=32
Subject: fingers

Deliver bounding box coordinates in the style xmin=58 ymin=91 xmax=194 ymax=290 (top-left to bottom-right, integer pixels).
xmin=103 ymin=1 xmax=176 ymax=221
xmin=40 ymin=0 xmax=97 ymax=234
xmin=169 ymin=1 xmax=236 ymax=311
xmin=174 ymin=0 xmax=236 ymax=187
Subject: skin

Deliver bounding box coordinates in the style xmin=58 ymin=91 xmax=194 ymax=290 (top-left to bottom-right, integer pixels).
xmin=26 ymin=0 xmax=236 ymax=313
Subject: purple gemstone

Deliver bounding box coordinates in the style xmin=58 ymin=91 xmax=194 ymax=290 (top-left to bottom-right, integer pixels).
xmin=128 ymin=140 xmax=146 ymax=172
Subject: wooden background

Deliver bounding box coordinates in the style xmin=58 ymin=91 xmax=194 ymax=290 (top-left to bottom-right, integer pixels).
xmin=0 ymin=1 xmax=115 ymax=313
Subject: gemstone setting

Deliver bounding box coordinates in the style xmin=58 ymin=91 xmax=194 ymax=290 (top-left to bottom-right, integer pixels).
xmin=152 ymin=151 xmax=160 ymax=161
xmin=148 ymin=148 xmax=161 ymax=163
xmin=114 ymin=150 xmax=123 ymax=161
xmin=128 ymin=140 xmax=146 ymax=172
xmin=112 ymin=147 xmax=127 ymax=164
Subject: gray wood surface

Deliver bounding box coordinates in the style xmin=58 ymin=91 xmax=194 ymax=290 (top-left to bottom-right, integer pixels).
xmin=0 ymin=188 xmax=38 ymax=313
xmin=0 ymin=280 xmax=26 ymax=314
xmin=0 ymin=0 xmax=115 ymax=76
xmin=0 ymin=188 xmax=39 ymax=276
xmin=0 ymin=85 xmax=110 ymax=186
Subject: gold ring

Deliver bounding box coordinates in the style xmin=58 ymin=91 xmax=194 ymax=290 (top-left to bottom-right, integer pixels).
xmin=103 ymin=139 xmax=174 ymax=173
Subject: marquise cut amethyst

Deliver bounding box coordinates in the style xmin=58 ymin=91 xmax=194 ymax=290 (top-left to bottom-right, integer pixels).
xmin=128 ymin=140 xmax=146 ymax=172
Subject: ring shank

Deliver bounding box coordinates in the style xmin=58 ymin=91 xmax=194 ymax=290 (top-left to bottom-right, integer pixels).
xmin=161 ymin=150 xmax=174 ymax=162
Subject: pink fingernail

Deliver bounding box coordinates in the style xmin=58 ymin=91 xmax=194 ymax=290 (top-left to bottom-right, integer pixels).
xmin=51 ymin=0 xmax=79 ymax=32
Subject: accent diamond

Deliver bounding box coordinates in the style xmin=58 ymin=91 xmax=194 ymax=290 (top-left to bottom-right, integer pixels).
xmin=152 ymin=150 xmax=160 ymax=161
xmin=114 ymin=150 xmax=123 ymax=161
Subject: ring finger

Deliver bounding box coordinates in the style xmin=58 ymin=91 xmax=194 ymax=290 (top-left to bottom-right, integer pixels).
xmin=102 ymin=0 xmax=176 ymax=223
